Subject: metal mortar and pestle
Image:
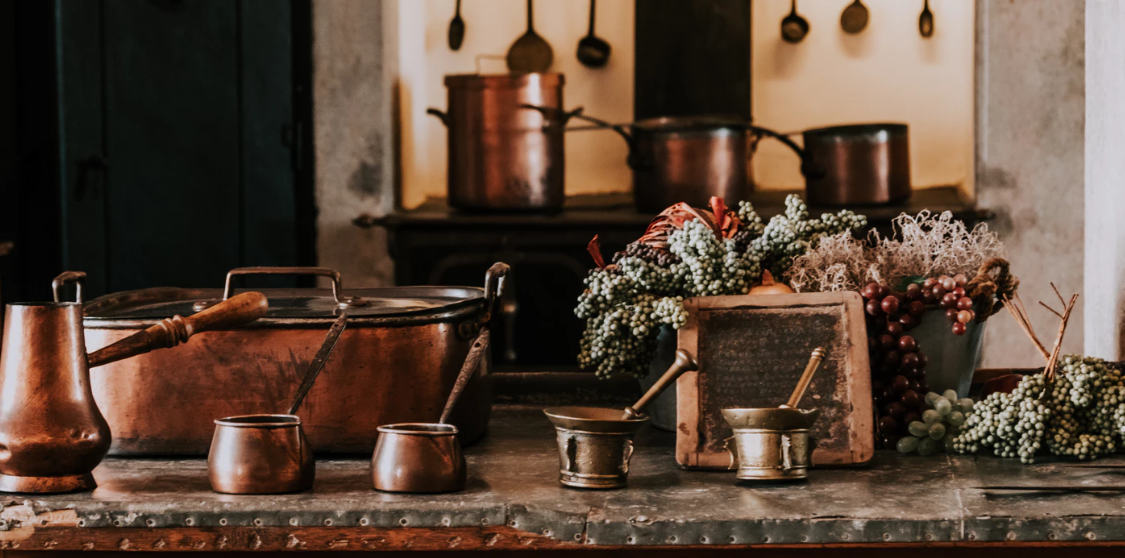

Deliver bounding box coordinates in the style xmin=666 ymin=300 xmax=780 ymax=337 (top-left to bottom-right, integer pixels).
xmin=722 ymin=347 xmax=826 ymax=482
xmin=207 ymin=312 xmax=347 ymax=494
xmin=544 ymin=349 xmax=700 ymax=489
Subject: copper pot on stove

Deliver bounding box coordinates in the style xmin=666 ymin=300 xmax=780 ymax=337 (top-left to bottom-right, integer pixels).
xmin=523 ymin=108 xmax=822 ymax=213
xmin=801 ymin=123 xmax=911 ymax=206
xmin=428 ymin=73 xmax=568 ymax=212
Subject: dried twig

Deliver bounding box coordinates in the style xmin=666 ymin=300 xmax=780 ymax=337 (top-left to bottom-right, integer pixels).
xmin=1043 ymin=293 xmax=1079 ymax=384
xmin=1002 ymin=293 xmax=1051 ymax=361
xmin=1038 ymin=300 xmax=1065 ymax=320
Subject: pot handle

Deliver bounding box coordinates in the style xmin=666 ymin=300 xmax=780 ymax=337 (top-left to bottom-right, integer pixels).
xmin=195 ymin=267 xmax=368 ymax=311
xmin=52 ymin=271 xmax=86 ymax=304
xmin=480 ymin=262 xmax=510 ymax=325
xmin=748 ymin=125 xmax=825 ymax=180
xmin=426 ymin=108 xmax=448 ymax=126
xmin=87 ymin=291 xmax=269 ymax=369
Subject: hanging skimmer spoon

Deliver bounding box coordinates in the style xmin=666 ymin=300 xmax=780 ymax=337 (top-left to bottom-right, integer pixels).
xmin=506 ymin=0 xmax=553 ymax=73
xmin=840 ymin=0 xmax=869 ymax=34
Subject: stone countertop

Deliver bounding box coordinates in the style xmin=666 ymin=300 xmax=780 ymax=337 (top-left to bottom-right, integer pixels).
xmin=5 ymin=406 xmax=1125 ymax=550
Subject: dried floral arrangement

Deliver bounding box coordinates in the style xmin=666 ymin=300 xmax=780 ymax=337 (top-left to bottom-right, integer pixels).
xmin=575 ymin=196 xmax=867 ymax=379
xmin=783 ymin=211 xmax=1018 ymax=448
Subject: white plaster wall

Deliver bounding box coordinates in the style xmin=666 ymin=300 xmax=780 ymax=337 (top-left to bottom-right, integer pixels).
xmin=752 ymin=0 xmax=976 ymax=193
xmin=312 ymin=0 xmax=396 ymax=287
xmin=976 ymin=0 xmax=1085 ymax=367
xmin=1084 ymin=0 xmax=1125 ymax=360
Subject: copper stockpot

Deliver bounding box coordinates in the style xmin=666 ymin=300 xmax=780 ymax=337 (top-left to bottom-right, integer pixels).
xmin=802 ymin=123 xmax=911 ymax=206
xmin=208 ymin=415 xmax=314 ymax=494
xmin=83 ymin=266 xmax=504 ymax=456
xmin=370 ymin=423 xmax=465 ymax=493
xmin=428 ymin=73 xmax=566 ymax=212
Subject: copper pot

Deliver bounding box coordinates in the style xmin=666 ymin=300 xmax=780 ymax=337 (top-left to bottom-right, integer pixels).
xmin=370 ymin=423 xmax=465 ymax=493
xmin=0 ymin=272 xmax=266 ymax=493
xmin=525 ymin=108 xmax=820 ymax=213
xmin=428 ymin=73 xmax=566 ymax=212
xmin=802 ymin=123 xmax=911 ymax=206
xmin=83 ymin=265 xmax=506 ymax=456
xmin=207 ymin=415 xmax=314 ymax=494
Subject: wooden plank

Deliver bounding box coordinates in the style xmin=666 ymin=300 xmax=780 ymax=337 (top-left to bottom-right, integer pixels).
xmin=102 ymin=0 xmax=242 ymax=290
xmin=634 ymin=0 xmax=751 ymax=120
xmin=676 ymin=292 xmax=873 ymax=469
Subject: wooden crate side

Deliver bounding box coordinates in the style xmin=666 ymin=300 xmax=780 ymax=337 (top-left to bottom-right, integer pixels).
xmin=675 ymin=293 xmax=873 ymax=469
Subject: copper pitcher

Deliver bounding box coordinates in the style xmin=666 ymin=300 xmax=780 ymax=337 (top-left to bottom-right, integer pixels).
xmin=0 ymin=272 xmax=267 ymax=493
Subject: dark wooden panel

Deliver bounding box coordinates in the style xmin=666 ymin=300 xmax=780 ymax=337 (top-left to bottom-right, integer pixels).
xmin=57 ymin=0 xmax=109 ymax=295
xmin=240 ymin=0 xmax=297 ymax=281
xmin=103 ymin=0 xmax=242 ymax=290
xmin=634 ymin=0 xmax=751 ymax=120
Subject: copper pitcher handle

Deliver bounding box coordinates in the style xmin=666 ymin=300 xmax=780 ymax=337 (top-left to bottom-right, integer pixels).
xmin=52 ymin=271 xmax=86 ymax=304
xmin=195 ymin=267 xmax=366 ymax=311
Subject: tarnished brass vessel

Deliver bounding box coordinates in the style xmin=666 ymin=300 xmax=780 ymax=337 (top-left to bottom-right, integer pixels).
xmin=722 ymin=407 xmax=820 ymax=481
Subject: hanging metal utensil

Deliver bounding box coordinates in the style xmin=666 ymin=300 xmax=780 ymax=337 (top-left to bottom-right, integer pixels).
xmin=448 ymin=0 xmax=465 ymax=51
xmin=919 ymin=0 xmax=934 ymax=38
xmin=781 ymin=0 xmax=810 ymax=44
xmin=576 ymin=0 xmax=610 ymax=68
xmin=506 ymin=0 xmax=553 ymax=73
xmin=840 ymin=0 xmax=869 ymax=34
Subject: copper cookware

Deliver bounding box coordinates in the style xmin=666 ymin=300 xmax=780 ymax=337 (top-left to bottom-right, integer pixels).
xmin=544 ymin=349 xmax=698 ymax=489
xmin=428 ymin=73 xmax=566 ymax=212
xmin=524 ymin=107 xmax=820 ymax=213
xmin=83 ymin=265 xmax=505 ymax=455
xmin=802 ymin=123 xmax=911 ymax=206
xmin=371 ymin=265 xmax=506 ymax=493
xmin=0 ymin=272 xmax=267 ymax=493
xmin=207 ymin=312 xmax=346 ymax=494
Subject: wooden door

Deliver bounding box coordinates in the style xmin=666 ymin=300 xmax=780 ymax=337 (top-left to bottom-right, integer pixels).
xmin=55 ymin=0 xmax=313 ymax=295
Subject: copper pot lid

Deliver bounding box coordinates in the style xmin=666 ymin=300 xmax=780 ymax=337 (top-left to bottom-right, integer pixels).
xmin=83 ymin=286 xmax=485 ymax=329
xmin=444 ymin=72 xmax=564 ymax=89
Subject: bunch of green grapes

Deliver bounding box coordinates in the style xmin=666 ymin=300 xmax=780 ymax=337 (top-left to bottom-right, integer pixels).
xmin=953 ymin=356 xmax=1125 ymax=463
xmin=896 ymin=390 xmax=975 ymax=456
xmin=576 ymin=195 xmax=866 ymax=379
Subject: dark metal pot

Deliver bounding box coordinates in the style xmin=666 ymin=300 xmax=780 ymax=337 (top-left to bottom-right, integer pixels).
xmin=524 ymin=107 xmax=820 ymax=213
xmin=428 ymin=73 xmax=566 ymax=212
xmin=802 ymin=123 xmax=911 ymax=206
xmin=82 ymin=265 xmax=506 ymax=456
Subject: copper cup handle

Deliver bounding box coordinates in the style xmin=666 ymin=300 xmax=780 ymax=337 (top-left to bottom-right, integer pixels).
xmin=52 ymin=271 xmax=86 ymax=304
xmin=194 ymin=267 xmax=366 ymax=312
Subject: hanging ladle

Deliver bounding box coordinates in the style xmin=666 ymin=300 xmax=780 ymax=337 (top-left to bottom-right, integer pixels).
xmin=840 ymin=0 xmax=869 ymax=34
xmin=371 ymin=263 xmax=508 ymax=493
xmin=576 ymin=0 xmax=611 ymax=68
xmin=919 ymin=0 xmax=934 ymax=38
xmin=448 ymin=0 xmax=465 ymax=51
xmin=781 ymin=0 xmax=810 ymax=44
xmin=207 ymin=312 xmax=348 ymax=494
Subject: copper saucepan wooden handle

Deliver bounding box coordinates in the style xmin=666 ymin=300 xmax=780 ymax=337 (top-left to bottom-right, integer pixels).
xmin=87 ymin=292 xmax=269 ymax=369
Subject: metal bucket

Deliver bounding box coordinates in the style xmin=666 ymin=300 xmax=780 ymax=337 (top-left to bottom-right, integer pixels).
xmin=911 ymin=313 xmax=986 ymax=398
xmin=543 ymin=407 xmax=647 ymax=489
xmin=722 ymin=407 xmax=819 ymax=481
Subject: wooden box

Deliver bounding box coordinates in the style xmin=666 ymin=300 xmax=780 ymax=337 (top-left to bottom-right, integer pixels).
xmin=675 ymin=292 xmax=873 ymax=469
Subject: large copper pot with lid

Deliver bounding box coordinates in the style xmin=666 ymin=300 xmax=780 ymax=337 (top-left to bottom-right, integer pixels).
xmin=83 ymin=265 xmax=506 ymax=456
xmin=428 ymin=73 xmax=566 ymax=212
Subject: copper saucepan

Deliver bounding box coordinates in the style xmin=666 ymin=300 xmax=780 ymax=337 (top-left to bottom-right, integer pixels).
xmin=371 ymin=263 xmax=508 ymax=494
xmin=207 ymin=312 xmax=347 ymax=495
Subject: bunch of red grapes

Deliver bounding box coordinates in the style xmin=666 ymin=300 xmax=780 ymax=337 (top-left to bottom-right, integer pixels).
xmin=862 ymin=274 xmax=975 ymax=448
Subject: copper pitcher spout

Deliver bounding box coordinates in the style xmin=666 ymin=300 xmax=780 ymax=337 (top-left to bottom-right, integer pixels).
xmin=0 ymin=301 xmax=110 ymax=493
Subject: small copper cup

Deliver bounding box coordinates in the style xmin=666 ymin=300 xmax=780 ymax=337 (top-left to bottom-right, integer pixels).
xmin=208 ymin=415 xmax=314 ymax=494
xmin=371 ymin=423 xmax=465 ymax=493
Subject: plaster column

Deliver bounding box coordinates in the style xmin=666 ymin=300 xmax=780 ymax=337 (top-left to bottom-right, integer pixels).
xmin=1084 ymin=0 xmax=1125 ymax=360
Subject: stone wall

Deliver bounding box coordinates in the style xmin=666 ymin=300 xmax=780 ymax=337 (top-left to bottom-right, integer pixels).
xmin=975 ymin=0 xmax=1085 ymax=367
xmin=311 ymin=0 xmax=395 ymax=287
